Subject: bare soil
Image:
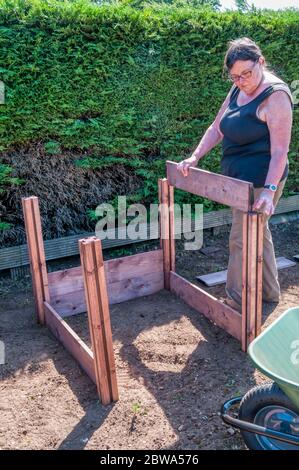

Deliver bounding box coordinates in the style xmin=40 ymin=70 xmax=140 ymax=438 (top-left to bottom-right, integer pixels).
xmin=0 ymin=221 xmax=299 ymax=450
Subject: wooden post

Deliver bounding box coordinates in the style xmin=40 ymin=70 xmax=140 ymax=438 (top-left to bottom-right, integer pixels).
xmin=160 ymin=179 xmax=170 ymax=289
xmin=168 ymin=184 xmax=175 ymax=272
xmin=256 ymin=213 xmax=264 ymax=336
xmin=241 ymin=213 xmax=248 ymax=352
xmin=241 ymin=212 xmax=264 ymax=351
xmin=22 ymin=196 xmax=49 ymax=324
xmin=158 ymin=179 xmax=163 ymax=249
xmin=79 ymin=237 xmax=118 ymax=405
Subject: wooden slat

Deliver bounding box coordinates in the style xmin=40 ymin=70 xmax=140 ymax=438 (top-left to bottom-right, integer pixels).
xmin=167 ymin=161 xmax=253 ymax=212
xmin=276 ymin=257 xmax=297 ymax=269
xmin=196 ymin=256 xmax=296 ymax=287
xmin=161 ymin=179 xmax=170 ymax=289
xmin=256 ymin=214 xmax=264 ymax=336
xmin=196 ymin=270 xmax=227 ymax=287
xmin=92 ymin=238 xmax=118 ymax=402
xmin=44 ymin=301 xmax=96 ymax=384
xmin=80 ymin=237 xmax=118 ymax=405
xmin=22 ymin=197 xmax=49 ymax=324
xmin=49 ymin=271 xmax=164 ymax=317
xmin=49 ymin=289 xmax=86 ymax=317
xmin=47 ymin=249 xmax=164 ymax=316
xmin=170 ymin=271 xmax=242 ymax=341
xmin=48 ymin=249 xmax=163 ymax=297
xmin=168 ymin=184 xmax=175 ymax=272
xmin=241 ymin=213 xmax=248 ymax=352
xmin=105 ymin=249 xmax=163 ymax=284
xmin=158 ymin=179 xmax=163 ymax=249
xmin=247 ymin=213 xmax=258 ymax=347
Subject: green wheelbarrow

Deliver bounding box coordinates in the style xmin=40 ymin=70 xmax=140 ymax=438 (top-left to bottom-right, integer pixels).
xmin=221 ymin=306 xmax=299 ymax=450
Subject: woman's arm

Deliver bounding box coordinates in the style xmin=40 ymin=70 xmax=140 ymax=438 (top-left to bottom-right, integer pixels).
xmin=177 ymin=86 xmax=234 ymax=177
xmin=191 ymin=92 xmax=232 ymax=161
xmin=264 ymin=91 xmax=293 ymax=186
xmin=253 ymin=91 xmax=293 ymax=215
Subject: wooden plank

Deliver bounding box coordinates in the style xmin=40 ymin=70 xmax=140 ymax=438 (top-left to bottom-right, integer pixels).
xmin=247 ymin=213 xmax=258 ymax=347
xmin=166 ymin=160 xmax=253 ymax=212
xmin=196 ymin=270 xmax=227 ymax=287
xmin=22 ymin=197 xmax=49 ymax=324
xmin=196 ymin=256 xmax=297 ymax=287
xmin=48 ymin=249 xmax=163 ymax=297
xmin=44 ymin=301 xmax=96 ymax=384
xmin=241 ymin=213 xmax=248 ymax=353
xmin=161 ymin=179 xmax=170 ymax=289
xmin=50 ymin=271 xmax=164 ymax=317
xmin=2 ymin=195 xmax=299 ymax=272
xmin=49 ymin=289 xmax=86 ymax=317
xmin=47 ymin=249 xmax=164 ymax=316
xmin=93 ymin=238 xmax=118 ymax=402
xmin=80 ymin=237 xmax=118 ymax=404
xmin=199 ymin=246 xmax=222 ymax=256
xmin=158 ymin=179 xmax=163 ymax=249
xmin=170 ymin=271 xmax=242 ymax=341
xmin=256 ymin=214 xmax=264 ymax=336
xmin=168 ymin=184 xmax=175 ymax=272
xmin=105 ymin=249 xmax=163 ymax=285
xmin=276 ymin=256 xmax=297 ymax=269
xmin=107 ymin=271 xmax=164 ymax=306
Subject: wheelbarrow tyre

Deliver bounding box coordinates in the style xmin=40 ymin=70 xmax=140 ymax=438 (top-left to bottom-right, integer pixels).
xmin=239 ymin=382 xmax=298 ymax=450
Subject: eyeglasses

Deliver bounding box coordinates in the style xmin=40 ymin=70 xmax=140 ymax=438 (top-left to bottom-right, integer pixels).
xmin=228 ymin=61 xmax=259 ymax=83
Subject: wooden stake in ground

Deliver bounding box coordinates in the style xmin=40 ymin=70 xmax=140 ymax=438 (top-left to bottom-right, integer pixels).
xmin=242 ymin=212 xmax=264 ymax=352
xmin=160 ymin=178 xmax=171 ymax=289
xmin=79 ymin=237 xmax=118 ymax=405
xmin=22 ymin=196 xmax=49 ymax=324
xmin=168 ymin=183 xmax=175 ymax=272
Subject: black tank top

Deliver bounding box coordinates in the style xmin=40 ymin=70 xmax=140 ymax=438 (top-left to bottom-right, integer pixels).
xmin=219 ymin=81 xmax=293 ymax=188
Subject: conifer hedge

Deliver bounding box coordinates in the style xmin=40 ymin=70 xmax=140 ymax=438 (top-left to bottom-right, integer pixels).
xmin=0 ymin=0 xmax=298 ymax=243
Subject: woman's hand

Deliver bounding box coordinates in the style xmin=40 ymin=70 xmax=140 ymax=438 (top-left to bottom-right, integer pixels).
xmin=177 ymin=155 xmax=198 ymax=177
xmin=252 ymin=189 xmax=275 ymax=217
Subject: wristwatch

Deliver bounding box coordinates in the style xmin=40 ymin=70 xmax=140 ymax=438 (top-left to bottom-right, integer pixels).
xmin=264 ymin=184 xmax=277 ymax=192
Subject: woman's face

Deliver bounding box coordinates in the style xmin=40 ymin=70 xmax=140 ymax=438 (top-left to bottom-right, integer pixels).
xmin=229 ymin=57 xmax=265 ymax=94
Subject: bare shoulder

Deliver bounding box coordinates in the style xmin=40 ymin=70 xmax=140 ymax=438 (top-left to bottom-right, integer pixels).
xmin=263 ymin=71 xmax=285 ymax=85
xmin=258 ymin=74 xmax=292 ymax=120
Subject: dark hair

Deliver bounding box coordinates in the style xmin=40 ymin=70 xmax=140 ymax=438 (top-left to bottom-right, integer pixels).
xmin=223 ymin=37 xmax=265 ymax=73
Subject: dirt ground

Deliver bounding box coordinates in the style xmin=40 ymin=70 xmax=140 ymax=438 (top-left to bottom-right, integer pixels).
xmin=0 ymin=221 xmax=299 ymax=450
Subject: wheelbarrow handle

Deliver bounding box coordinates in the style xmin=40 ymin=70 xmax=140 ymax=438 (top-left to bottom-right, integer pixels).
xmin=221 ymin=397 xmax=299 ymax=447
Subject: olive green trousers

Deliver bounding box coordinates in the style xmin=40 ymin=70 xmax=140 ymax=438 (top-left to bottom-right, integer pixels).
xmin=225 ymin=178 xmax=287 ymax=305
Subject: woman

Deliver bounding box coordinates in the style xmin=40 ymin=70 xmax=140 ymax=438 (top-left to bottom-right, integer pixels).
xmin=177 ymin=37 xmax=293 ymax=312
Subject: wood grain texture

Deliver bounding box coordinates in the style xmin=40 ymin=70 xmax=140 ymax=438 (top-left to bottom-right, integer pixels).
xmin=167 ymin=160 xmax=253 ymax=211
xmin=44 ymin=301 xmax=96 ymax=384
xmin=168 ymin=184 xmax=175 ymax=272
xmin=170 ymin=271 xmax=242 ymax=341
xmin=48 ymin=249 xmax=164 ymax=316
xmin=22 ymin=196 xmax=49 ymax=324
xmin=241 ymin=213 xmax=248 ymax=352
xmin=80 ymin=237 xmax=118 ymax=405
xmin=161 ymin=179 xmax=170 ymax=289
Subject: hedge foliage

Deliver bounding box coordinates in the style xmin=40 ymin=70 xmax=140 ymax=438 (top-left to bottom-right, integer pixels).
xmin=0 ymin=0 xmax=298 ymax=237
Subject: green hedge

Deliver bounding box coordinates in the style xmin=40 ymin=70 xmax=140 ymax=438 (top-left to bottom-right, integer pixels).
xmin=0 ymin=0 xmax=298 ymax=242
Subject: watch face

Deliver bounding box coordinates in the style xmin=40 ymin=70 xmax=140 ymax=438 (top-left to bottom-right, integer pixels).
xmin=270 ymin=184 xmax=277 ymax=191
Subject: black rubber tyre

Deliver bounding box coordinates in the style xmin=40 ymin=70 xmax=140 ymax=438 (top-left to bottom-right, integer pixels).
xmin=239 ymin=382 xmax=299 ymax=450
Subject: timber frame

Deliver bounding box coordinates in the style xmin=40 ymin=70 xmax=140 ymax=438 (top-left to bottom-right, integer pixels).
xmin=22 ymin=160 xmax=263 ymax=405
